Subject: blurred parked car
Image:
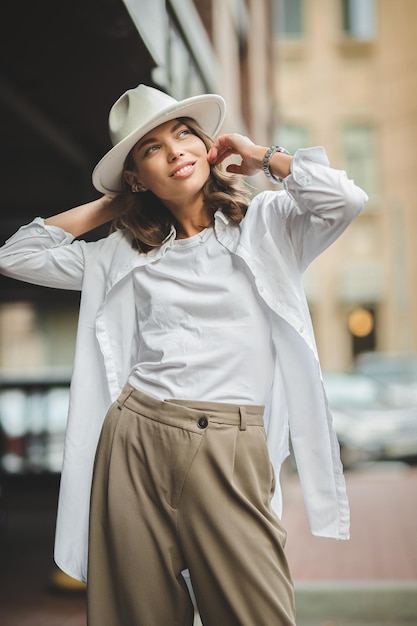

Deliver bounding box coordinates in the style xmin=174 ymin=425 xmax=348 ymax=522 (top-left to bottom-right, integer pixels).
xmin=355 ymin=351 xmax=417 ymax=408
xmin=323 ymin=359 xmax=417 ymax=468
xmin=0 ymin=368 xmax=71 ymax=474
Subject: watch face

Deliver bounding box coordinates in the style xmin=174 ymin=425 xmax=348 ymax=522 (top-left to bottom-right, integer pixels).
xmin=262 ymin=147 xmax=290 ymax=184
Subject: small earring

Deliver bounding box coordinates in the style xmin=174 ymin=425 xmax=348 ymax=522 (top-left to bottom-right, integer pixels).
xmin=132 ymin=181 xmax=146 ymax=193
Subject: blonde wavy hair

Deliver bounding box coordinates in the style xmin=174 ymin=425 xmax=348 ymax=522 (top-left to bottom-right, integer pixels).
xmin=111 ymin=117 xmax=251 ymax=253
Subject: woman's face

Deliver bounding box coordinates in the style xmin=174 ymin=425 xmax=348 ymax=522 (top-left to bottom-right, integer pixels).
xmin=124 ymin=119 xmax=211 ymax=210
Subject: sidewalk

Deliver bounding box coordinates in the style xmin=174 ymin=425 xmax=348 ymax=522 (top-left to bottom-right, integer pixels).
xmin=282 ymin=461 xmax=417 ymax=581
xmin=282 ymin=461 xmax=417 ymax=625
xmin=293 ymin=581 xmax=417 ymax=626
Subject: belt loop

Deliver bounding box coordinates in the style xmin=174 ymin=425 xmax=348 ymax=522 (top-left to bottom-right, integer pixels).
xmin=239 ymin=406 xmax=247 ymax=431
xmin=117 ymin=385 xmax=134 ymax=410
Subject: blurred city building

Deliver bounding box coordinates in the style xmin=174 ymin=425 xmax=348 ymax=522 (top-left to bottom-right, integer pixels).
xmin=0 ymin=0 xmax=274 ymax=473
xmin=3 ymin=0 xmax=416 ymax=476
xmin=273 ymin=0 xmax=417 ymax=370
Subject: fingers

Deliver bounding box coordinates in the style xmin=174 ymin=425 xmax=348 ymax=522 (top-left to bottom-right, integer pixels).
xmin=225 ymin=163 xmax=243 ymax=174
xmin=207 ymin=143 xmax=237 ymax=165
xmin=207 ymin=133 xmax=257 ymax=171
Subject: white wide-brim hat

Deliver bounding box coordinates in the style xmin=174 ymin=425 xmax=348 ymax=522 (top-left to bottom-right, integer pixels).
xmin=92 ymin=84 xmax=226 ymax=194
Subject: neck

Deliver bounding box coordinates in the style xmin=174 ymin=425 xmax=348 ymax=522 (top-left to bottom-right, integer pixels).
xmin=166 ymin=199 xmax=213 ymax=240
xmin=174 ymin=217 xmax=214 ymax=239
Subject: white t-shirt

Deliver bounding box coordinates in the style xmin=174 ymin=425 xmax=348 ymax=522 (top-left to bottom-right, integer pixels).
xmin=129 ymin=226 xmax=274 ymax=404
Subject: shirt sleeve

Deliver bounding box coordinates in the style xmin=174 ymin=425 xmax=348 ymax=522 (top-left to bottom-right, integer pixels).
xmin=280 ymin=146 xmax=368 ymax=270
xmin=0 ymin=217 xmax=86 ymax=290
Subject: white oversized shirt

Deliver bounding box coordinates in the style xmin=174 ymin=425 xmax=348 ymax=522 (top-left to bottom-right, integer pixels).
xmin=0 ymin=147 xmax=368 ymax=582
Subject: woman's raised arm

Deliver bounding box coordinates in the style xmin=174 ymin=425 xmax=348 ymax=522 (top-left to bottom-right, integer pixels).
xmin=207 ymin=133 xmax=293 ymax=181
xmin=45 ymin=194 xmax=123 ymax=237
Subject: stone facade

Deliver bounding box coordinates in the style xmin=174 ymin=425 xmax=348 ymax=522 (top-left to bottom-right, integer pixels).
xmin=274 ymin=0 xmax=417 ymax=368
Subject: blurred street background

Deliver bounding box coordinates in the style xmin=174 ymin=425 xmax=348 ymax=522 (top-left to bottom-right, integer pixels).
xmin=1 ymin=0 xmax=417 ymax=624
xmin=1 ymin=462 xmax=416 ymax=625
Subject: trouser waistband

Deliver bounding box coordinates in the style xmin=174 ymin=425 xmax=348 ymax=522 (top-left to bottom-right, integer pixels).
xmin=117 ymin=383 xmax=264 ymax=431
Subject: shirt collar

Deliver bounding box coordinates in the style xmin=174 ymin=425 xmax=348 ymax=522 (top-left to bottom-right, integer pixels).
xmin=214 ymin=209 xmax=229 ymax=225
xmin=150 ymin=224 xmax=176 ymax=258
xmin=159 ymin=210 xmax=228 ymax=253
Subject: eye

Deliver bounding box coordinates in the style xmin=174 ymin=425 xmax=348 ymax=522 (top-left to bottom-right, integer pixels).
xmin=144 ymin=144 xmax=161 ymax=157
xmin=178 ymin=128 xmax=191 ymax=138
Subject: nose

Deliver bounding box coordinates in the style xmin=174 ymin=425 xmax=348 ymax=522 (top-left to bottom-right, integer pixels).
xmin=167 ymin=144 xmax=184 ymax=162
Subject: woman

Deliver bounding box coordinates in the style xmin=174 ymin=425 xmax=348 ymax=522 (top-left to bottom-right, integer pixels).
xmin=0 ymin=84 xmax=368 ymax=625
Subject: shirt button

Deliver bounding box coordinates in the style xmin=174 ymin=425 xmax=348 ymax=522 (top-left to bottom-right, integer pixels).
xmin=197 ymin=416 xmax=208 ymax=429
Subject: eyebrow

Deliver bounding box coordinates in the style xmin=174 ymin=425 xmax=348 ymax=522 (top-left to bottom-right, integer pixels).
xmin=137 ymin=120 xmax=185 ymax=152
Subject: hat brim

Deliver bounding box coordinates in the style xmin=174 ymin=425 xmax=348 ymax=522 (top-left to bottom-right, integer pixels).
xmin=92 ymin=93 xmax=226 ymax=194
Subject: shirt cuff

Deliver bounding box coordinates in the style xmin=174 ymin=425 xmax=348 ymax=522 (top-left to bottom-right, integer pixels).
xmin=285 ymin=146 xmax=330 ymax=188
xmin=22 ymin=216 xmax=75 ymax=246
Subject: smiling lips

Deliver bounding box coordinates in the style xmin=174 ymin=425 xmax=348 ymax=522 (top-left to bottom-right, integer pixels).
xmin=169 ymin=161 xmax=196 ymax=178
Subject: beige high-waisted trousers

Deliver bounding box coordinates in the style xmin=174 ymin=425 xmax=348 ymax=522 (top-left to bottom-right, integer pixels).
xmin=87 ymin=383 xmax=296 ymax=626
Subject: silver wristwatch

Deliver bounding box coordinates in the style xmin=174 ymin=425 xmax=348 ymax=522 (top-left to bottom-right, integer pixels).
xmin=262 ymin=146 xmax=291 ymax=184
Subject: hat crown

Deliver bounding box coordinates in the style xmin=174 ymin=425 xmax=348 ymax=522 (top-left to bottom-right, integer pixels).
xmin=109 ymin=85 xmax=178 ymax=146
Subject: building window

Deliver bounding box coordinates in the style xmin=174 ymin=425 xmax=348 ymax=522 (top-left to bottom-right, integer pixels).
xmin=276 ymin=122 xmax=309 ymax=155
xmin=274 ymin=0 xmax=303 ymax=38
xmin=342 ymin=124 xmax=377 ymax=202
xmin=342 ymin=0 xmax=376 ymax=40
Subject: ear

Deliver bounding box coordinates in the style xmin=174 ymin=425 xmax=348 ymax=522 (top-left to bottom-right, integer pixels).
xmin=123 ymin=169 xmax=137 ymax=186
xmin=124 ymin=170 xmax=148 ymax=193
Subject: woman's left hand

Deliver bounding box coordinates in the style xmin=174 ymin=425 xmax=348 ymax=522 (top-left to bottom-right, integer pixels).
xmin=207 ymin=134 xmax=265 ymax=177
